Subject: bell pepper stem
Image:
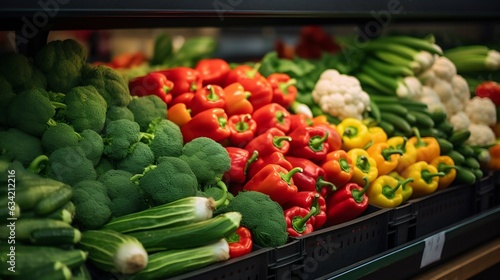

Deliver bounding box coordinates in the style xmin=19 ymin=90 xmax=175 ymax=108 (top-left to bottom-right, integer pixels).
xmin=399 ymin=137 xmax=408 ymax=151
xmin=383 ymin=178 xmax=414 ymax=197
xmin=244 ymin=150 xmax=259 ymax=175
xmin=273 ymin=135 xmax=292 ymax=149
xmin=246 ymin=63 xmax=261 ymax=79
xmin=213 ymin=180 xmax=229 ymax=209
xmin=311 ymin=193 xmax=322 ymax=216
xmin=316 ymin=177 xmax=336 ymax=193
xmin=357 ymin=155 xmax=371 ymax=173
xmin=363 ymin=140 xmax=374 ymax=150
xmin=28 ymin=155 xmax=49 ymax=174
xmin=339 ymin=158 xmax=351 ymax=173
xmin=343 ymin=126 xmax=358 ymax=138
xmin=275 ymin=111 xmax=286 ymax=124
xmin=381 ymin=148 xmax=404 ymax=161
xmin=412 ymin=127 xmax=427 ymax=148
xmin=162 ymin=85 xmax=172 ymax=93
xmin=218 ymin=116 xmax=228 ymax=128
xmin=292 ymin=206 xmax=317 ymax=234
xmin=280 ymin=167 xmax=303 ymax=185
xmin=310 ymin=131 xmax=329 ymax=152
xmin=225 ymin=230 xmax=241 ymax=243
xmin=235 ymin=115 xmax=251 ymax=132
xmin=352 ymin=176 xmax=370 ymax=203
xmin=278 ymin=78 xmax=297 ymax=94
xmin=206 ymin=85 xmax=220 ymax=101
xmin=437 ymin=163 xmax=457 ymax=174
xmin=421 ymin=169 xmax=445 ymax=183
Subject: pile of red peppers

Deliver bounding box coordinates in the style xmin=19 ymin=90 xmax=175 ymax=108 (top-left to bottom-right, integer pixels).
xmin=127 ymin=58 xmax=375 ymax=253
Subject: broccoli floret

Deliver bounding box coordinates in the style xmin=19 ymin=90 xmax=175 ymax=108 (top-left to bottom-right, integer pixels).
xmin=98 ymin=169 xmax=149 ymax=217
xmin=47 ymin=146 xmax=97 ymax=186
xmin=61 ymin=85 xmax=107 ymax=133
xmin=78 ymin=129 xmax=104 ymax=166
xmin=127 ymin=95 xmax=167 ymax=132
xmin=41 ymin=123 xmax=81 ymax=154
xmin=106 ymin=105 xmax=135 ymax=125
xmin=81 ymin=64 xmax=132 ymax=108
xmin=95 ymin=157 xmax=115 ymax=178
xmin=7 ymin=88 xmax=56 ymax=137
xmin=0 ymin=52 xmax=47 ymax=92
xmin=102 ymin=119 xmax=141 ymax=161
xmin=136 ymin=156 xmax=198 ymax=206
xmin=34 ymin=39 xmax=86 ymax=93
xmin=0 ymin=75 xmax=15 ymax=126
xmin=72 ymin=180 xmax=112 ymax=230
xmin=179 ymin=137 xmax=231 ymax=186
xmin=0 ymin=128 xmax=44 ymax=167
xmin=116 ymin=142 xmax=155 ymax=175
xmin=146 ymin=119 xmax=183 ymax=159
xmin=215 ymin=191 xmax=288 ymax=247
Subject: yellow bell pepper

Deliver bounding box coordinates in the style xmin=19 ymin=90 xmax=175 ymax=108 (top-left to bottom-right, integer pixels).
xmin=388 ymin=171 xmax=414 ymax=202
xmin=430 ymin=155 xmax=456 ymax=190
xmin=337 ymin=118 xmax=371 ymax=151
xmin=367 ymin=175 xmax=415 ymax=208
xmin=366 ymin=142 xmax=403 ymax=176
xmin=347 ymin=148 xmax=378 ymax=185
xmin=408 ymin=128 xmax=440 ymax=163
xmin=368 ymin=126 xmax=388 ymax=145
xmin=386 ymin=136 xmax=417 ymax=174
xmin=401 ymin=161 xmax=445 ymax=198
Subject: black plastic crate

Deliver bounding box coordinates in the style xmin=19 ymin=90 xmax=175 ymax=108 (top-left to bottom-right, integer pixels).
xmin=287 ymin=207 xmax=390 ymax=280
xmin=474 ymin=173 xmax=496 ymax=213
xmin=387 ymin=202 xmax=417 ymax=248
xmin=267 ymin=239 xmax=305 ymax=280
xmin=411 ymin=182 xmax=475 ymax=238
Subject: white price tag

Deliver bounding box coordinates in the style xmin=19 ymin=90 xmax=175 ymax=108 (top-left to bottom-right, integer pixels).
xmin=420 ymin=231 xmax=446 ymax=268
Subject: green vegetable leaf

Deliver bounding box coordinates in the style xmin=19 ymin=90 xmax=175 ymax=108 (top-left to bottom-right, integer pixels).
xmin=171 ymin=36 xmax=217 ymax=67
xmin=150 ymin=33 xmax=174 ymax=66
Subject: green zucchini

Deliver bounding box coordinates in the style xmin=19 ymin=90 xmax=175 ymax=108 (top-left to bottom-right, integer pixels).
xmin=380 ymin=112 xmax=412 ymax=136
xmin=128 ymin=211 xmax=242 ymax=252
xmin=72 ymin=265 xmax=92 ymax=280
xmin=34 ymin=184 xmax=73 ymax=216
xmin=429 ymin=110 xmax=447 ymax=124
xmin=0 ymin=184 xmax=63 ymax=211
xmin=0 ymin=218 xmax=73 ymax=240
xmin=455 ymin=144 xmax=476 ymax=158
xmin=405 ymin=112 xmax=417 ymax=126
xmin=376 ymin=103 xmax=409 ymax=116
xmin=368 ymin=99 xmax=382 ymax=123
xmin=436 ymin=138 xmax=454 ymax=155
xmin=463 ymin=157 xmax=481 ymax=170
xmin=409 ymin=110 xmax=435 ymax=129
xmin=436 ymin=121 xmax=454 ymax=137
xmin=446 ymin=150 xmax=466 ymax=166
xmin=449 ymin=129 xmax=471 ymax=146
xmin=454 ymin=166 xmax=477 ymax=185
xmin=23 ymin=201 xmax=75 ymax=223
xmin=15 ymin=262 xmax=72 ymax=280
xmin=30 ymin=227 xmax=81 ymax=245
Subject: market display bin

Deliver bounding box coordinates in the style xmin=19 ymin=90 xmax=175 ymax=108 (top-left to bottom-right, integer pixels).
xmin=474 ymin=172 xmax=496 ymax=213
xmin=386 ymin=202 xmax=418 ymax=248
xmin=267 ymin=239 xmax=305 ymax=280
xmin=287 ymin=207 xmax=391 ymax=280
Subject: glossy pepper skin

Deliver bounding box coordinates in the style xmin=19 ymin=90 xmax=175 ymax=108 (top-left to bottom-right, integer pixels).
xmin=195 ymin=58 xmax=231 ymax=87
xmin=227 ymin=114 xmax=257 ymax=148
xmin=388 ymin=171 xmax=413 ymax=202
xmin=430 ymin=155 xmax=457 ymax=190
xmin=223 ymin=147 xmax=259 ymax=184
xmin=243 ymin=164 xmax=302 ymax=205
xmin=289 ymin=113 xmax=314 ymax=133
xmin=226 ymin=226 xmax=253 ymax=259
xmin=286 ymin=156 xmax=336 ymax=196
xmin=321 ymin=150 xmax=354 ymax=188
xmin=181 ymin=108 xmax=230 ymax=143
xmin=366 ymin=142 xmax=403 ymax=176
xmin=284 ymin=192 xmax=327 ymax=230
xmin=244 ymin=127 xmax=291 ymax=157
xmin=408 ymin=128 xmax=440 ymax=164
xmin=225 ymin=65 xmax=273 ymax=110
xmin=167 ymin=103 xmax=192 ymax=127
xmin=288 ymin=126 xmax=330 ymax=163
xmin=386 ymin=136 xmax=418 ymax=174
xmin=367 ymin=126 xmax=388 ymax=147
xmin=170 ymin=92 xmax=194 ymax=107
xmin=155 ymin=67 xmax=202 ymax=97
xmin=325 ymin=177 xmax=370 ymax=227
xmin=313 ymin=123 xmax=342 ymax=152
xmin=128 ymin=72 xmax=173 ymax=104
xmin=284 ymin=205 xmax=316 ymax=237
xmin=367 ymin=175 xmax=414 ymax=208
xmin=488 ymin=143 xmax=500 ymax=170
xmin=267 ymin=73 xmax=298 ymax=109
xmin=337 ymin=118 xmax=371 ymax=151
xmin=475 ymin=81 xmax=500 ymax=106
xmin=252 ymin=103 xmax=291 ymax=135
xmin=224 ymin=82 xmax=254 ymax=117
xmin=190 ymin=85 xmax=226 ymax=116
xmin=247 ymin=151 xmax=293 ymax=180
xmin=347 ymin=148 xmax=379 ymax=186
xmin=401 ymin=161 xmax=445 ymax=198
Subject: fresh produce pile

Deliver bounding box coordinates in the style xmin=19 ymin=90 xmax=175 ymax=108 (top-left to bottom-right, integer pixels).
xmin=1 ymin=30 xmax=500 ymax=279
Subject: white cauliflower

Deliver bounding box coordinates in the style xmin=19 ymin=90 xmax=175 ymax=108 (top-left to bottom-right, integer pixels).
xmin=465 ymin=96 xmax=497 ymax=126
xmin=451 ymin=75 xmax=471 ymax=107
xmin=398 ymin=76 xmax=423 ymax=99
xmin=419 ymin=86 xmax=446 ymax=113
xmin=430 ymin=56 xmax=457 ymax=82
xmin=449 ymin=112 xmax=471 ymax=131
xmin=312 ymin=69 xmax=371 ymax=120
xmin=466 ymin=123 xmax=496 ymax=146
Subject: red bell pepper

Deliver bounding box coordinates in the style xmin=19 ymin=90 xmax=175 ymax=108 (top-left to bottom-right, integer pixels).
xmin=195 ymin=58 xmax=231 ymax=87
xmin=227 ymin=114 xmax=257 ymax=148
xmin=244 ymin=127 xmax=291 ymax=157
xmin=243 ymin=164 xmax=302 ymax=205
xmin=190 ymin=85 xmax=226 ymax=116
xmin=314 ymin=123 xmax=342 ymax=152
xmin=284 ymin=192 xmax=327 ymax=230
xmin=324 ymin=177 xmax=370 ymax=226
xmin=247 ymin=151 xmax=293 ymax=180
xmin=181 ymin=108 xmax=231 ymax=143
xmin=286 ymin=156 xmax=336 ymax=197
xmin=289 ymin=113 xmax=314 ymax=133
xmin=226 ymin=226 xmax=253 ymax=259
xmin=170 ymin=92 xmax=195 ymax=108
xmin=475 ymin=81 xmax=500 ymax=106
xmin=223 ymin=147 xmax=259 ymax=185
xmin=128 ymin=72 xmax=173 ymax=104
xmin=267 ymin=73 xmax=298 ymax=109
xmin=288 ymin=126 xmax=330 ymax=163
xmin=321 ymin=150 xmax=354 ymax=187
xmin=224 ymin=82 xmax=254 ymax=117
xmin=155 ymin=67 xmax=202 ymax=97
xmin=225 ymin=65 xmax=273 ymax=110
xmin=284 ymin=206 xmax=316 ymax=237
xmin=252 ymin=103 xmax=292 ymax=135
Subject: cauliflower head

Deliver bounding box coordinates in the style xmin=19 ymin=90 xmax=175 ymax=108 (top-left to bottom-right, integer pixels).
xmin=449 ymin=112 xmax=471 ymax=131
xmin=466 ymin=123 xmax=496 ymax=146
xmin=465 ymin=96 xmax=497 ymax=126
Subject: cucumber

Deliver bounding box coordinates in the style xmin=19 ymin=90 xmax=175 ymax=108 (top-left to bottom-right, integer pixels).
xmin=446 ymin=150 xmax=466 ymax=166
xmin=0 ymin=184 xmax=63 ymax=211
xmin=15 ymin=262 xmax=72 ymax=280
xmin=377 ymin=120 xmax=395 ymax=137
xmin=454 ymin=166 xmax=477 ymax=185
xmin=376 ymin=103 xmax=408 ymax=116
xmin=463 ymin=157 xmax=481 ymax=170
xmin=471 ymin=168 xmax=484 ymax=180
xmin=436 ymin=121 xmax=454 ymax=137
xmin=30 ymin=227 xmax=81 ymax=245
xmin=128 ymin=212 xmax=242 ymax=252
xmin=23 ymin=201 xmax=75 ymax=223
xmin=380 ymin=112 xmax=412 ymax=136
xmin=368 ymin=99 xmax=382 ymax=123
xmin=449 ymin=129 xmax=471 ymax=146
xmin=409 ymin=110 xmax=435 ymax=129
xmin=405 ymin=112 xmax=417 ymax=126
xmin=436 ymin=138 xmax=454 ymax=155
xmin=455 ymin=144 xmax=475 ymax=158
xmin=34 ymin=185 xmax=73 ymax=216
xmin=0 ymin=218 xmax=72 ymax=240
xmin=429 ymin=110 xmax=447 ymax=124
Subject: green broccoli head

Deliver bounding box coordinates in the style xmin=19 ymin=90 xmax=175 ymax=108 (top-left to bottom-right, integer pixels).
xmin=78 ymin=129 xmax=104 ymax=166
xmin=95 ymin=157 xmax=116 ymax=178
xmin=179 ymin=137 xmax=231 ymax=186
xmin=0 ymin=128 xmax=44 ymax=167
xmin=138 ymin=156 xmax=198 ymax=206
xmin=0 ymin=75 xmax=15 ymax=126
xmin=148 ymin=119 xmax=183 ymax=159
xmin=0 ymin=52 xmax=47 ymax=93
xmin=106 ymin=105 xmax=135 ymax=126
xmin=98 ymin=169 xmax=149 ymax=217
xmin=72 ymin=180 xmax=112 ymax=230
xmin=41 ymin=122 xmax=81 ymax=155
xmin=216 ymin=191 xmax=288 ymax=247
xmin=81 ymin=64 xmax=132 ymax=108
xmin=34 ymin=39 xmax=87 ymax=93
xmin=62 ymin=85 xmax=107 ymax=133
xmin=116 ymin=142 xmax=155 ymax=175
xmin=127 ymin=95 xmax=167 ymax=132
xmin=47 ymin=146 xmax=97 ymax=187
xmin=7 ymin=88 xmax=56 ymax=137
xmin=102 ymin=119 xmax=141 ymax=161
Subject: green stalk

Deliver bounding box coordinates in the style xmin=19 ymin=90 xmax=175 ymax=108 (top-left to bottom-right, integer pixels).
xmin=280 ymin=167 xmax=303 ymax=185
xmin=421 ymin=170 xmax=445 ymax=184
xmin=291 ymin=206 xmax=317 ymax=234
xmin=357 ymin=72 xmax=396 ymax=96
xmin=444 ymin=45 xmax=489 ymax=58
xmin=352 ymin=176 xmax=370 ymax=203
xmin=374 ymin=35 xmax=443 ymax=55
xmin=273 ymin=135 xmax=292 ymax=148
xmin=373 ymin=51 xmax=421 ymax=73
xmin=365 ymin=57 xmax=414 ymax=76
xmin=309 ymin=131 xmax=329 ymax=152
